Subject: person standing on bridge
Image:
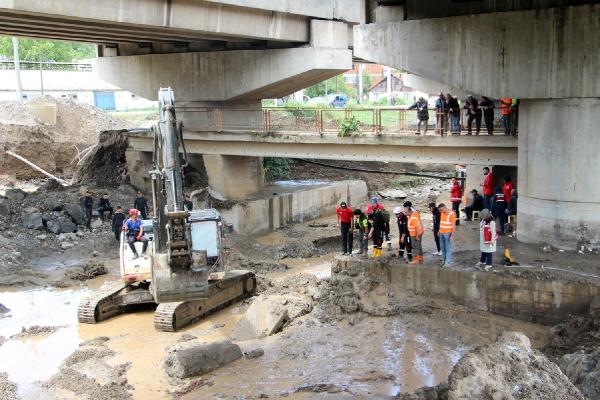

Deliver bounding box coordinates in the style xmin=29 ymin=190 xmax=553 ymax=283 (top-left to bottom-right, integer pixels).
xmin=481 ymin=167 xmax=495 ymax=210
xmin=450 ymin=177 xmax=463 ymax=225
xmin=336 ymin=201 xmax=354 ymax=256
xmin=500 ymin=98 xmax=512 ymax=135
xmin=464 ymin=96 xmax=482 ymax=135
xmin=408 ymin=97 xmax=429 ymax=135
xmin=404 ymin=201 xmax=424 ymax=264
xmin=435 ymin=92 xmax=447 ymax=135
xmin=446 ymin=94 xmax=461 ymax=135
xmin=480 ymin=96 xmax=495 ymax=135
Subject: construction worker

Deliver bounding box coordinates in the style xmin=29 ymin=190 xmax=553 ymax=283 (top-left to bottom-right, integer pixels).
xmin=428 ymin=202 xmax=442 ymax=256
xmin=133 ymin=191 xmax=149 ymax=219
xmin=336 ymin=201 xmax=354 ymax=255
xmin=353 ymin=208 xmax=369 ymax=255
xmin=367 ymin=210 xmax=385 ymax=258
xmin=450 ymin=177 xmax=463 ymax=225
xmin=481 ymin=167 xmax=495 ymax=210
xmin=477 ymin=209 xmax=498 ymax=271
xmin=500 ymin=97 xmax=512 ymax=135
xmin=123 ymin=208 xmax=149 ymax=259
xmin=404 ymin=201 xmax=424 ymax=264
xmin=111 ymin=206 xmax=126 ymax=243
xmin=480 ymin=96 xmax=495 ymax=135
xmin=438 ymin=203 xmax=456 ymax=268
xmin=407 ymin=96 xmax=429 ymax=135
xmin=82 ymin=190 xmax=93 ymax=230
xmin=394 ymin=207 xmax=412 ymax=262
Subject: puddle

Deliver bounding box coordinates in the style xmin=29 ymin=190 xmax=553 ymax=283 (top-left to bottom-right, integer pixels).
xmin=278 ymin=254 xmax=334 ymax=279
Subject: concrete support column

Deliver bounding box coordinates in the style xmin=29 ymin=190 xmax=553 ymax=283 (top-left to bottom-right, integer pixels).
xmin=125 ymin=149 xmax=153 ymax=192
xmin=203 ymin=155 xmax=265 ymax=200
xmin=518 ymin=98 xmax=600 ymax=248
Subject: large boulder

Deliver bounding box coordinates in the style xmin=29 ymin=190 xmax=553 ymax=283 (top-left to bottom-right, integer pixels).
xmin=63 ymin=203 xmax=85 ymax=225
xmin=447 ymin=332 xmax=584 ymax=400
xmin=22 ymin=208 xmax=44 ymax=230
xmin=231 ymin=294 xmax=312 ymax=341
xmin=43 ymin=197 xmax=63 ymax=212
xmin=0 ymin=199 xmax=8 ymax=215
xmin=163 ymin=339 xmax=242 ymax=378
xmin=46 ymin=215 xmax=77 ymax=234
xmin=560 ymin=348 xmax=600 ymax=399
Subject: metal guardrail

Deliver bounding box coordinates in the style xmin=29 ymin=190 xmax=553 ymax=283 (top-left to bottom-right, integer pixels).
xmin=184 ymin=107 xmax=517 ymax=136
xmin=0 ymin=61 xmax=92 ymax=71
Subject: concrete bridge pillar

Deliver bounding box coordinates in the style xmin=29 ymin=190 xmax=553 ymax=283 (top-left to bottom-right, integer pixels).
xmin=518 ymin=98 xmax=600 ymax=248
xmin=203 ymin=155 xmax=265 ymax=200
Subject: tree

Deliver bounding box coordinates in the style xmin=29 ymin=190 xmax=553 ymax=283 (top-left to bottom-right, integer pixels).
xmin=0 ymin=36 xmax=95 ymax=62
xmin=304 ymin=74 xmax=355 ymax=99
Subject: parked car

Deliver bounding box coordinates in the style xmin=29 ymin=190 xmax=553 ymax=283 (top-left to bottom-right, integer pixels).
xmin=327 ymin=93 xmax=348 ymax=108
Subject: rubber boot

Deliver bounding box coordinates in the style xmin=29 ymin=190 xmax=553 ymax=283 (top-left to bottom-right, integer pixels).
xmin=375 ymin=248 xmax=382 ymax=258
xmin=387 ymin=242 xmax=392 ymax=251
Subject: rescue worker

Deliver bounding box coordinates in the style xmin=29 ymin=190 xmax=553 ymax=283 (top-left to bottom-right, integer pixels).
xmin=438 ymin=203 xmax=456 ymax=268
xmin=367 ymin=210 xmax=385 ymax=258
xmin=96 ymin=192 xmax=114 ymax=221
xmin=434 ymin=92 xmax=447 ymax=135
xmin=133 ymin=191 xmax=149 ymax=219
xmin=480 ymin=96 xmax=495 ymax=135
xmin=502 ymin=175 xmax=515 ymax=204
xmin=183 ymin=194 xmax=193 ymax=212
xmin=407 ymin=97 xmax=429 ymax=135
xmin=336 ymin=201 xmax=354 ymax=255
xmin=463 ymin=96 xmax=482 ymax=135
xmin=477 ymin=209 xmax=498 ymax=271
xmin=366 ymin=196 xmax=391 ymax=250
xmin=450 ymin=177 xmax=463 ymax=225
xmin=111 ymin=206 xmax=126 ymax=242
xmin=82 ymin=190 xmax=93 ymax=230
xmin=445 ymin=93 xmax=461 ymax=135
xmin=428 ymin=202 xmax=442 ymax=256
xmin=464 ymin=189 xmax=485 ymax=221
xmin=500 ymin=97 xmax=512 ymax=135
xmin=404 ymin=201 xmax=424 ymax=264
xmin=353 ymin=208 xmax=369 ymax=255
xmin=123 ymin=208 xmax=149 ymax=259
xmin=481 ymin=167 xmax=495 ymax=210
xmin=394 ymin=207 xmax=412 ymax=262
xmin=491 ymin=187 xmax=507 ymax=235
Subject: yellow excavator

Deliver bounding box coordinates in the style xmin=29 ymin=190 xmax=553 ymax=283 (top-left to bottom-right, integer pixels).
xmin=78 ymin=88 xmax=255 ymax=331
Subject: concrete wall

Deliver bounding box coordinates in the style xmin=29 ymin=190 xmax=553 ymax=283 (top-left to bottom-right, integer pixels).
xmin=518 ymin=98 xmax=600 ymax=248
xmin=203 ymin=155 xmax=265 ymax=200
xmin=95 ymin=47 xmax=352 ymax=101
xmin=354 ymin=4 xmax=600 ymax=99
xmin=220 ymin=180 xmax=368 ymax=235
xmin=334 ymin=258 xmax=600 ymax=325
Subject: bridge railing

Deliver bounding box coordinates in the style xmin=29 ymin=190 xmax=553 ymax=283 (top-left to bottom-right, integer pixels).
xmin=189 ymin=107 xmax=515 ymax=135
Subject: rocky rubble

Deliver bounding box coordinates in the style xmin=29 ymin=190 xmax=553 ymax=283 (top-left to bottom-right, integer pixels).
xmin=163 ymin=340 xmax=243 ymax=379
xmin=0 ymin=372 xmax=18 ymax=400
xmin=10 ymin=325 xmax=58 ymax=339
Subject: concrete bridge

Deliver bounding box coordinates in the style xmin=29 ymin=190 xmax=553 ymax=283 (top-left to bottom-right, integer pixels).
xmin=1 ymin=0 xmax=599 ymax=248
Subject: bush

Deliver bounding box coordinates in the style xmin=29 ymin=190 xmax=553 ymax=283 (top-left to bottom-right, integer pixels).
xmin=263 ymin=157 xmax=291 ymax=181
xmin=338 ymin=116 xmax=360 ymax=137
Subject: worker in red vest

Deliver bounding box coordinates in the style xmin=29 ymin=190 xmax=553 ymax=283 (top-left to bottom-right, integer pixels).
xmin=450 ymin=177 xmax=463 ymax=226
xmin=503 ymin=175 xmax=515 ymax=204
xmin=481 ymin=166 xmax=495 ymax=210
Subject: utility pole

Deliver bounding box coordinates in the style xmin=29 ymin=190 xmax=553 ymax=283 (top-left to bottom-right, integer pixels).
xmin=358 ymin=63 xmax=364 ymax=103
xmin=12 ymin=37 xmax=23 ymax=102
xmin=39 ymin=55 xmax=44 ymax=96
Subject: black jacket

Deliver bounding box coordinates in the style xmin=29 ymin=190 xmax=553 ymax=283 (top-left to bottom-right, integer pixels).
xmin=506 ymin=195 xmax=518 ymax=216
xmin=431 ymin=207 xmax=440 ymax=232
xmin=408 ymin=100 xmax=429 ymax=120
xmin=112 ymin=212 xmax=126 ymax=232
xmin=83 ymin=196 xmax=93 ymax=209
xmin=472 ymin=194 xmax=484 ymax=211
xmin=396 ymin=213 xmax=409 ymax=236
xmin=447 ymin=97 xmax=460 ymax=115
xmin=134 ymin=196 xmax=148 ymax=214
xmin=98 ymin=197 xmax=111 ymax=208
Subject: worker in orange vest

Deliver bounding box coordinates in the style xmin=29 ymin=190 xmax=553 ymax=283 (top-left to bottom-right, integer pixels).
xmin=438 ymin=203 xmax=456 ymax=268
xmin=500 ymin=98 xmax=512 ymax=135
xmin=404 ymin=201 xmax=424 ymax=264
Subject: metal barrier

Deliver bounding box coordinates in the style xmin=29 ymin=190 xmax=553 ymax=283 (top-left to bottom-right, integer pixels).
xmin=184 ymin=106 xmax=517 ymax=136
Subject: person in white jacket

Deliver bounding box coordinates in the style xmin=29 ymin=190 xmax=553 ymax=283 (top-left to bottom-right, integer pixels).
xmin=476 ymin=209 xmax=498 ymax=271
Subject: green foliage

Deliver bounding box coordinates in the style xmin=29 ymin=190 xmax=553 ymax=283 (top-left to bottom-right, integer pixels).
xmin=261 ymin=99 xmax=276 ymax=107
xmin=263 ymin=157 xmax=291 ymax=181
xmin=0 ymin=36 xmax=96 ymax=62
xmin=361 ymin=72 xmax=372 ymax=95
xmin=338 ymin=116 xmax=360 ymax=137
xmin=304 ymin=74 xmax=355 ymax=99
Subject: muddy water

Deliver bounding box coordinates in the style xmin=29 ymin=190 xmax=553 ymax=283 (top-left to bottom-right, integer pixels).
xmin=0 ymin=252 xmax=551 ymax=400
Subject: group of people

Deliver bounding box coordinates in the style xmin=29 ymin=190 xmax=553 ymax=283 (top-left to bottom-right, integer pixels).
xmin=407 ymin=93 xmax=519 ymax=136
xmin=336 ymin=166 xmax=518 ymax=271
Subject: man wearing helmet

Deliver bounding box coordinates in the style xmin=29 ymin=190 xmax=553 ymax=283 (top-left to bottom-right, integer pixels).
xmin=123 ymin=208 xmax=149 ymax=259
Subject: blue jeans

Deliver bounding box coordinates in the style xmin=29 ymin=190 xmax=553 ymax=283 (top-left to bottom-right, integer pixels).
xmin=483 ymin=195 xmax=493 ymax=211
xmin=440 ymin=233 xmax=452 ymax=264
xmin=500 ymin=115 xmax=511 ymax=135
xmin=449 ymin=113 xmax=460 ymax=133
xmin=480 ymin=252 xmax=493 ymax=265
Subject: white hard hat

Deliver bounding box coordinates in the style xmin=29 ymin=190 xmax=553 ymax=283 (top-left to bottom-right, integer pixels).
xmin=393 ymin=206 xmax=402 ymax=214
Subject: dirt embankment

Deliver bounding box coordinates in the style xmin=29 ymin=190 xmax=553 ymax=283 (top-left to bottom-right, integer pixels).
xmin=0 ymin=97 xmax=130 ymax=179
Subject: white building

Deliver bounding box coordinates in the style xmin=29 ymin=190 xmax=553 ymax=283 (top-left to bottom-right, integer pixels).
xmin=0 ymin=69 xmax=156 ymax=111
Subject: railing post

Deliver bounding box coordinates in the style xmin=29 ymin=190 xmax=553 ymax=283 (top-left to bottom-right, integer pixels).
xmin=216 ymin=109 xmax=222 ymax=132
xmin=317 ymin=109 xmax=322 ymax=135
xmin=295 ymin=107 xmax=300 ymax=129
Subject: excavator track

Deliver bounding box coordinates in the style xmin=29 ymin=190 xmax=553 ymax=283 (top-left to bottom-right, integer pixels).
xmin=77 ymin=282 xmax=130 ymax=324
xmin=154 ymin=270 xmax=256 ymax=332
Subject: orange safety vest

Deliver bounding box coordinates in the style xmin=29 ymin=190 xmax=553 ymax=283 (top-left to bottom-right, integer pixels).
xmin=407 ymin=210 xmax=424 ymax=237
xmin=501 ymin=98 xmax=512 ymax=115
xmin=439 ymin=211 xmax=456 ymax=234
